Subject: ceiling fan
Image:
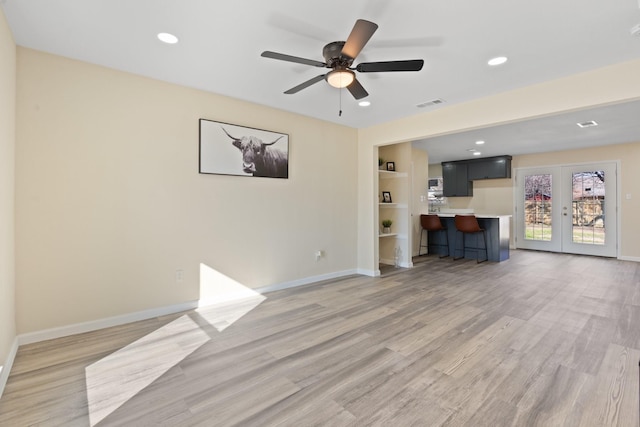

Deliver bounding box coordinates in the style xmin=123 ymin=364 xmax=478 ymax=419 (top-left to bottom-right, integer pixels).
xmin=261 ymin=19 xmax=424 ymax=100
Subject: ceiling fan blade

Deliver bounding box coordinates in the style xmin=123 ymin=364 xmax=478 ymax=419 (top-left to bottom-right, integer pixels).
xmin=346 ymin=78 xmax=369 ymax=100
xmin=261 ymin=51 xmax=326 ymax=68
xmin=341 ymin=19 xmax=378 ymax=60
xmin=356 ymin=59 xmax=424 ymax=73
xmin=284 ymin=74 xmax=327 ymax=94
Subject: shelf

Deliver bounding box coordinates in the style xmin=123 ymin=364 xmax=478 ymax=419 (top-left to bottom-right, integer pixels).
xmin=378 ymin=233 xmax=407 ymax=239
xmin=378 ymin=170 xmax=408 ymax=178
xmin=379 ymin=203 xmax=408 ymax=208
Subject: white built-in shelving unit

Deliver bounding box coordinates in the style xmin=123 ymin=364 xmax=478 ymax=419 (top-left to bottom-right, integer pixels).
xmin=377 ymin=144 xmax=412 ymax=268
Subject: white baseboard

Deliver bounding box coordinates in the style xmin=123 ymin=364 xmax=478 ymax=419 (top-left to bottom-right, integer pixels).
xmin=357 ymin=268 xmax=379 ymax=277
xmin=17 ymin=270 xmax=364 ymax=345
xmin=619 ymin=255 xmax=640 ymax=263
xmin=0 ymin=337 xmax=19 ymax=399
xmin=255 ymin=269 xmax=359 ymax=294
xmin=18 ymin=301 xmax=199 ymax=346
xmin=379 ymin=258 xmax=412 ymax=268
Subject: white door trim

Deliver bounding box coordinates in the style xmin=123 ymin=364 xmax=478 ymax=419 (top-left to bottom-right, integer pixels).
xmin=514 ymin=160 xmax=620 ymax=258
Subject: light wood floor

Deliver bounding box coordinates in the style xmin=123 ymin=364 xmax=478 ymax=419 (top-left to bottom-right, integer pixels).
xmin=2 ymin=250 xmax=640 ymax=426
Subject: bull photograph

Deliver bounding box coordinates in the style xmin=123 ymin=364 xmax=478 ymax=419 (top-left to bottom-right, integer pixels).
xmin=199 ymin=119 xmax=289 ymax=179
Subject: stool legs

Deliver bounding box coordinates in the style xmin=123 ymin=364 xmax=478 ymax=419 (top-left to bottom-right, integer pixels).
xmin=418 ymin=228 xmax=427 ymax=256
xmin=453 ymin=230 xmax=465 ymax=260
xmin=441 ymin=229 xmax=450 ymax=258
xmin=478 ymin=230 xmax=488 ymax=263
xmin=419 ymin=228 xmax=449 ymax=257
xmin=454 ymin=230 xmax=488 ymax=263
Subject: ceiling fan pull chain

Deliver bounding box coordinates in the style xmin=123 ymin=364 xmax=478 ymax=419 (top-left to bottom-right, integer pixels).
xmin=339 ymin=87 xmax=343 ymax=117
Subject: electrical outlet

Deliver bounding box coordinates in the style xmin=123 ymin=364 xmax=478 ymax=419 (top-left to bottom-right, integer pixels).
xmin=175 ymin=269 xmax=184 ymax=282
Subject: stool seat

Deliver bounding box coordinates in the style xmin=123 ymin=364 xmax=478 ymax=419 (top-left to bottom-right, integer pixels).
xmin=419 ymin=214 xmax=449 ymax=257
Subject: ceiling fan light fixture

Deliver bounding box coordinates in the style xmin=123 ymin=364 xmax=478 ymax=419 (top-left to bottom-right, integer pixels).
xmin=157 ymin=32 xmax=178 ymax=44
xmin=488 ymin=56 xmax=508 ymax=66
xmin=326 ymin=69 xmax=355 ymax=88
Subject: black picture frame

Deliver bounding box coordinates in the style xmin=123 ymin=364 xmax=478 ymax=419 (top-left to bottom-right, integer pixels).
xmin=386 ymin=161 xmax=395 ymax=171
xmin=382 ymin=191 xmax=392 ymax=203
xmin=199 ymin=118 xmax=289 ymax=179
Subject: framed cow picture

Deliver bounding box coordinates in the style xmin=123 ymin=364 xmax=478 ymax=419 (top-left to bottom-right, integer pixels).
xmin=199 ymin=119 xmax=289 ymax=179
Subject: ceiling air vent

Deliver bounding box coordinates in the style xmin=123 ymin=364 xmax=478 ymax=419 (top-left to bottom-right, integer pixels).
xmin=577 ymin=120 xmax=598 ymax=128
xmin=417 ymin=98 xmax=445 ymax=108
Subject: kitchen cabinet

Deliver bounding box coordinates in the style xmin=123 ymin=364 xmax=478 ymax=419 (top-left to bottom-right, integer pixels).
xmin=467 ymin=156 xmax=512 ymax=180
xmin=442 ymin=161 xmax=473 ymax=197
xmin=442 ymin=155 xmax=511 ymax=197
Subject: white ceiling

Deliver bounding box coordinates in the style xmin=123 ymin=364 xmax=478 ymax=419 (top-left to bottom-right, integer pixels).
xmin=2 ymin=0 xmax=640 ymax=161
xmin=415 ymin=99 xmax=640 ymax=163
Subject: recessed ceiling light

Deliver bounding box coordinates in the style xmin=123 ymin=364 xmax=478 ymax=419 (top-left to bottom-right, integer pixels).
xmin=475 ymin=140 xmax=485 ymax=145
xmin=473 ymin=152 xmax=482 ymax=156
xmin=577 ymin=120 xmax=598 ymax=128
xmin=416 ymin=98 xmax=445 ymax=108
xmin=157 ymin=32 xmax=179 ymax=44
xmin=488 ymin=56 xmax=508 ymax=66
xmin=359 ymin=101 xmax=371 ymax=107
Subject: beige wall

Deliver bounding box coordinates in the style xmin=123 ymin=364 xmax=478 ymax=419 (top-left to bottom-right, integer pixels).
xmin=15 ymin=48 xmax=359 ymax=334
xmin=357 ymin=59 xmax=640 ymax=272
xmin=0 ymin=8 xmax=16 ymax=380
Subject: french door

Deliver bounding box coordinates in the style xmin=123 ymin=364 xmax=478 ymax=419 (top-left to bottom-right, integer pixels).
xmin=515 ymin=162 xmax=617 ymax=257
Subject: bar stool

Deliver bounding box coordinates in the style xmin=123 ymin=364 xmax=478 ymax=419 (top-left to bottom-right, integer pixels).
xmin=418 ymin=214 xmax=449 ymax=257
xmin=453 ymin=215 xmax=488 ymax=263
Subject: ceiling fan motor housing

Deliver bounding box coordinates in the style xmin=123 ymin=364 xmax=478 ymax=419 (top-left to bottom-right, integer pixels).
xmin=323 ymin=41 xmax=354 ymax=68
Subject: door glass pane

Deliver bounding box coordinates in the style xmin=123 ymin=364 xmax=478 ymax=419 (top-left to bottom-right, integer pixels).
xmin=524 ymin=174 xmax=552 ymax=241
xmin=572 ymin=171 xmax=605 ymax=245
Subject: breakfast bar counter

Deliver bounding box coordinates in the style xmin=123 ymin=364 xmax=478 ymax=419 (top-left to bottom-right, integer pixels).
xmin=426 ymin=214 xmax=511 ymax=262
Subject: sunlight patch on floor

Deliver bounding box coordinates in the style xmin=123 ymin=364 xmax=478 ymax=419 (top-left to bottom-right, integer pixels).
xmin=197 ymin=263 xmax=266 ymax=332
xmin=84 ymin=264 xmax=266 ymax=425
xmin=85 ymin=315 xmax=209 ymax=426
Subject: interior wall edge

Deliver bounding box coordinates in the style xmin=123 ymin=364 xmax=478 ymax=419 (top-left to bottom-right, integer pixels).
xmin=0 ymin=337 xmax=18 ymax=399
xmin=0 ymin=4 xmax=17 ymax=395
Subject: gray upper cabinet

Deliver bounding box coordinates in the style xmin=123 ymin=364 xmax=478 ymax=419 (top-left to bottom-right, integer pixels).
xmin=442 ymin=162 xmax=473 ymax=197
xmin=442 ymin=155 xmax=511 ymax=197
xmin=467 ymin=155 xmax=512 ymax=180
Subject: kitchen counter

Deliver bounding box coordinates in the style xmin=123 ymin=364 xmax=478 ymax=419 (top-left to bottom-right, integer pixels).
xmin=435 ymin=213 xmax=512 ymax=219
xmin=424 ymin=214 xmax=511 ymax=262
